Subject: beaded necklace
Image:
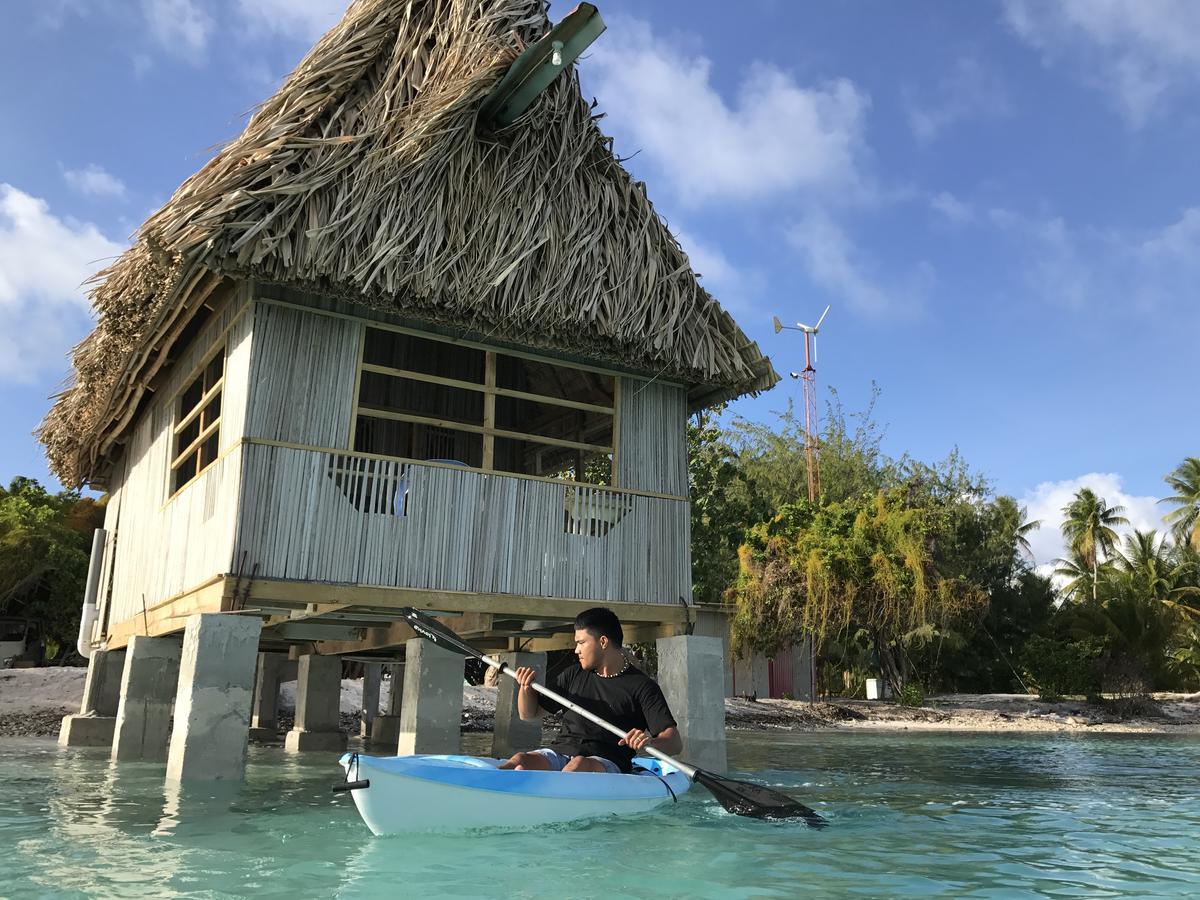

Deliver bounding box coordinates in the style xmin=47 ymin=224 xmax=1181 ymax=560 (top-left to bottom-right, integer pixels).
xmin=597 ymin=654 xmax=630 ymax=678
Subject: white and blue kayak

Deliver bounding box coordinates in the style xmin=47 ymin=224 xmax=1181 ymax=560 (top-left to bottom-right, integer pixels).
xmin=338 ymin=753 xmax=691 ymax=834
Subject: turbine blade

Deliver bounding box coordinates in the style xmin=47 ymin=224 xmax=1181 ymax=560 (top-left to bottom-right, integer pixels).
xmin=815 ymin=305 xmax=830 ymax=332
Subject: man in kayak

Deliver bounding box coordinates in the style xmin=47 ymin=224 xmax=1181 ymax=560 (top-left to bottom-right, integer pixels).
xmin=498 ymin=607 xmax=682 ymax=774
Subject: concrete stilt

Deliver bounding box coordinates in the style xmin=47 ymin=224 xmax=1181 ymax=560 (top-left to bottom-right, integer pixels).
xmin=59 ymin=648 xmax=126 ymax=747
xmin=111 ymin=636 xmax=182 ymax=761
xmin=656 ymin=634 xmax=727 ymax=773
xmin=359 ymin=663 xmax=382 ymax=739
xmin=369 ymin=663 xmax=403 ymax=747
xmin=490 ymin=651 xmax=545 ymax=759
xmin=284 ymin=654 xmax=347 ymax=752
xmin=249 ymin=653 xmax=285 ymax=742
xmin=166 ymin=613 xmax=262 ymax=782
xmin=397 ymin=638 xmax=463 ymax=755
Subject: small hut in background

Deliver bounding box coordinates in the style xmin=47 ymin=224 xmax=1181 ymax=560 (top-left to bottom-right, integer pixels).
xmin=43 ymin=0 xmax=777 ymax=779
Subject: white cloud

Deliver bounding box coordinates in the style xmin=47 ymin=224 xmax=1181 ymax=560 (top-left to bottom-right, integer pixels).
xmin=988 ymin=205 xmax=1200 ymax=313
xmin=141 ymin=0 xmax=214 ymax=61
xmin=930 ymin=191 xmax=974 ymax=224
xmin=587 ymin=18 xmax=870 ymax=206
xmin=235 ymin=0 xmax=344 ymax=41
xmin=673 ymin=226 xmax=762 ymax=315
xmin=0 ymin=185 xmax=123 ymax=383
xmin=785 ymin=212 xmax=931 ymax=316
xmin=1018 ymin=472 xmax=1165 ymax=569
xmin=62 ymin=164 xmax=127 ymax=199
xmin=905 ymin=57 xmax=1009 ymax=143
xmin=1003 ymin=0 xmax=1200 ymax=125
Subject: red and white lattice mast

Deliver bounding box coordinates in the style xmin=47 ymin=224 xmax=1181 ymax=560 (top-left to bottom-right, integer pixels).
xmin=773 ymin=306 xmax=830 ymax=503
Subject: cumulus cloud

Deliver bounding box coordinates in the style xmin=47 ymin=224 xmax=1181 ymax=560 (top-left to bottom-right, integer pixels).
xmin=1003 ymin=0 xmax=1200 ymax=125
xmin=141 ymin=0 xmax=214 ymax=61
xmin=785 ymin=212 xmax=931 ymax=316
xmin=0 ymin=185 xmax=123 ymax=383
xmin=988 ymin=205 xmax=1200 ymax=313
xmin=1018 ymin=472 xmax=1165 ymax=570
xmin=673 ymin=226 xmax=763 ymax=315
xmin=587 ymin=18 xmax=870 ymax=206
xmin=905 ymin=57 xmax=1010 ymax=143
xmin=235 ymin=0 xmax=344 ymax=41
xmin=62 ymin=164 xmax=127 ymax=199
xmin=930 ymin=191 xmax=974 ymax=224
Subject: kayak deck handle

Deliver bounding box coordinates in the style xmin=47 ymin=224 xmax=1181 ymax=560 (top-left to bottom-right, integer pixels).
xmin=332 ymin=779 xmax=371 ymax=793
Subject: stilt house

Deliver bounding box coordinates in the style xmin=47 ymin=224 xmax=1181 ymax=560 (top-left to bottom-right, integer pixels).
xmin=41 ymin=0 xmax=776 ymax=674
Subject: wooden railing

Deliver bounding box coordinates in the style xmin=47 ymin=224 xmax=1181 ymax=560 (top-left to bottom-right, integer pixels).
xmin=236 ymin=444 xmax=690 ymax=604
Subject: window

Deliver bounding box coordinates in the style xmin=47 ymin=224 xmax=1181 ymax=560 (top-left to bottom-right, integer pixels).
xmin=171 ymin=347 xmax=224 ymax=494
xmin=352 ymin=327 xmax=616 ymax=486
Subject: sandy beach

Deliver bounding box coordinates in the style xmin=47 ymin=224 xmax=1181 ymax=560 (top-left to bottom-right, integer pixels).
xmin=4 ymin=667 xmax=1198 ymax=739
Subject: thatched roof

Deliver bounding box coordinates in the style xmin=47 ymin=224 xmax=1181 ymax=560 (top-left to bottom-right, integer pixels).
xmin=39 ymin=0 xmax=778 ymax=487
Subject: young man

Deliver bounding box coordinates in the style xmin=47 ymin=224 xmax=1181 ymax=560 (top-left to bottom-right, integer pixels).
xmin=498 ymin=607 xmax=682 ymax=774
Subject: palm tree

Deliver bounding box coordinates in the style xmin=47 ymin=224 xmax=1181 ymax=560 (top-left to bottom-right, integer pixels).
xmin=1161 ymin=457 xmax=1200 ymax=551
xmin=1061 ymin=487 xmax=1129 ymax=602
xmin=1052 ymin=547 xmax=1094 ymax=604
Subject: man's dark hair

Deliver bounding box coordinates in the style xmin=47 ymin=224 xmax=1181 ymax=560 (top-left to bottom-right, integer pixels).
xmin=574 ymin=607 xmax=623 ymax=647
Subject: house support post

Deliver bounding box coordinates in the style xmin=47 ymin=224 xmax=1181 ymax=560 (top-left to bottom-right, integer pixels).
xmin=285 ymin=654 xmax=347 ymax=752
xmin=490 ymin=651 xmax=545 ymax=759
xmin=369 ymin=663 xmax=403 ymax=746
xmin=59 ymin=648 xmax=126 ymax=747
xmin=656 ymin=634 xmax=727 ymax=774
xmin=359 ymin=663 xmax=382 ymax=738
xmin=249 ymin=652 xmax=285 ymax=742
xmin=112 ymin=636 xmax=181 ymax=761
xmin=166 ymin=613 xmax=262 ymax=781
xmin=397 ymin=638 xmax=463 ymax=755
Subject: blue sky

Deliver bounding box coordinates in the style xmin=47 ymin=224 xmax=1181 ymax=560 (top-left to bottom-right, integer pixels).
xmin=1 ymin=0 xmax=1197 ymax=567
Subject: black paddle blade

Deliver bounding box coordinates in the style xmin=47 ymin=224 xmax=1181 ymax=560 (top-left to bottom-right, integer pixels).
xmin=399 ymin=608 xmax=480 ymax=658
xmin=694 ymin=769 xmax=828 ymax=828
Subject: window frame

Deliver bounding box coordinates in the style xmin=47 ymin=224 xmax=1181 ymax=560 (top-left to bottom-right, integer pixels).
xmin=169 ymin=344 xmax=226 ymax=497
xmin=351 ymin=327 xmax=619 ymax=487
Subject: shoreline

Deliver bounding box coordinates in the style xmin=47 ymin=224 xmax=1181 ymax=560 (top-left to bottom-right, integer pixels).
xmin=3 ymin=669 xmax=1197 ymax=739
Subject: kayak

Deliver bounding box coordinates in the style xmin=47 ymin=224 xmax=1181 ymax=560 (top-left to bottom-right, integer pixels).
xmin=338 ymin=752 xmax=691 ymax=834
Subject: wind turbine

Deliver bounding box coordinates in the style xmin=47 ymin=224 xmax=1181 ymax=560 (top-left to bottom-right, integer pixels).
xmin=772 ymin=305 xmax=830 ymax=502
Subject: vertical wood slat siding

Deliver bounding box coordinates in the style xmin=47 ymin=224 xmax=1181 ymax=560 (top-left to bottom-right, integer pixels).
xmin=245 ymin=301 xmax=362 ymax=447
xmin=236 ymin=445 xmax=690 ymax=605
xmin=104 ymin=296 xmax=249 ymax=627
xmin=616 ymin=377 xmax=689 ymax=497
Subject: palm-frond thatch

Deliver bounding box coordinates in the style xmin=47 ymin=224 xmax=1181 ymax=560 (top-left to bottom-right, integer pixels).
xmin=39 ymin=0 xmax=778 ymax=487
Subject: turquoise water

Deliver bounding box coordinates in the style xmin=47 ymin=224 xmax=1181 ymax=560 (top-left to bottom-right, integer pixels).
xmin=2 ymin=730 xmax=1198 ymax=898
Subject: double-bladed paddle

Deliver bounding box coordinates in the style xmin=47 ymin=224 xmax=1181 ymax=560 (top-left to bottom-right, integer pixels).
xmin=399 ymin=607 xmax=828 ymax=828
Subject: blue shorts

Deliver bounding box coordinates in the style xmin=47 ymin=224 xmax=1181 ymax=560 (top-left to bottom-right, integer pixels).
xmin=530 ymin=748 xmax=621 ymax=774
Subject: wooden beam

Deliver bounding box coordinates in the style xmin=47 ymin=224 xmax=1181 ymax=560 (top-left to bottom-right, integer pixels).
xmin=244 ymin=580 xmax=689 ymax=625
xmin=105 ymin=578 xmax=231 ymax=649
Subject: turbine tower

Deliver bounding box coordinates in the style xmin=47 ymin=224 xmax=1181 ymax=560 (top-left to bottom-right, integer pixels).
xmin=773 ymin=306 xmax=830 ymax=502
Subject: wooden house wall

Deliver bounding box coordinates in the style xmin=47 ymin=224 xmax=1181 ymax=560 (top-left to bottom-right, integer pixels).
xmin=101 ymin=291 xmax=251 ymax=628
xmin=616 ymin=377 xmax=689 ymax=497
xmin=236 ymin=294 xmax=691 ymax=605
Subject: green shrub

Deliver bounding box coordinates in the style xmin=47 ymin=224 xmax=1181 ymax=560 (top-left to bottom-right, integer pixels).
xmin=1020 ymin=636 xmax=1105 ymax=701
xmin=898 ymin=681 xmax=925 ymax=707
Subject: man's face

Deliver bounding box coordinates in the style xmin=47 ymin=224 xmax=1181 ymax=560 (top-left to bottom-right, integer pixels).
xmin=573 ymin=628 xmax=605 ymax=670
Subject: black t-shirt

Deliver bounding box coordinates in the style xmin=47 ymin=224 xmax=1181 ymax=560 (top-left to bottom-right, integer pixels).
xmin=538 ymin=662 xmax=677 ymax=773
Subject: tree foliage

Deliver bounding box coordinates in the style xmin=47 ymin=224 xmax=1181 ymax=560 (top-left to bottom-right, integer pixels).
xmin=0 ymin=478 xmax=104 ymax=655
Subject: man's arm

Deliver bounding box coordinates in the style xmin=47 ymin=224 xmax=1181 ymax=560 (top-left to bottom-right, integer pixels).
xmin=513 ymin=666 xmax=549 ymax=720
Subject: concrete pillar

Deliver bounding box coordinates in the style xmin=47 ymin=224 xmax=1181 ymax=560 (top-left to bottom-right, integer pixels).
xmin=112 ymin=636 xmax=182 ymax=761
xmin=249 ymin=653 xmax=285 ymax=741
xmin=359 ymin=663 xmax=382 ymax=738
xmin=656 ymin=634 xmax=727 ymax=774
xmin=284 ymin=654 xmax=347 ymax=752
xmin=791 ymin=636 xmax=816 ymax=702
xmin=397 ymin=638 xmax=463 ymax=755
xmin=369 ymin=663 xmax=403 ymax=747
xmin=695 ymin=610 xmax=733 ymax=699
xmin=166 ymin=613 xmax=262 ymax=782
xmin=732 ymin=653 xmax=770 ymax=699
xmin=490 ymin=651 xmax=545 ymax=759
xmin=59 ymin=648 xmax=126 ymax=747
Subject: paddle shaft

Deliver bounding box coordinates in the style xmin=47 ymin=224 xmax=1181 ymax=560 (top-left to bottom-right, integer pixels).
xmin=476 ymin=649 xmax=699 ymax=780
